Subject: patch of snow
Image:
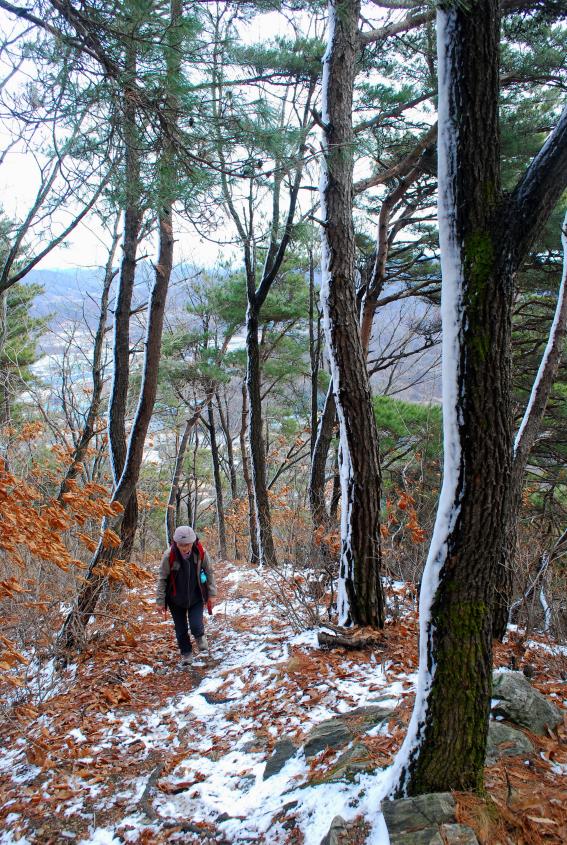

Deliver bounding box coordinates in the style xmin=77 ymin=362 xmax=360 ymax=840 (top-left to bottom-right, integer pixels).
xmin=525 ymin=640 xmax=567 ymax=656
xmin=67 ymin=728 xmax=87 ymax=742
xmin=78 ymin=830 xmax=122 ymax=845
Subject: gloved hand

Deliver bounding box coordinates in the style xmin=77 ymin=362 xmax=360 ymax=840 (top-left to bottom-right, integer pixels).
xmin=207 ymin=599 xmax=213 ymax=615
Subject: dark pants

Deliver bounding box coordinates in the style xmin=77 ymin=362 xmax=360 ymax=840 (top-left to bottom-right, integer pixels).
xmin=168 ymin=601 xmax=204 ymax=655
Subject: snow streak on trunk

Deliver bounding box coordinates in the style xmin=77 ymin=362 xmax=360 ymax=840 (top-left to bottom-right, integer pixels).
xmin=386 ymin=0 xmax=511 ymax=795
xmin=514 ymin=211 xmax=567 ymax=457
xmin=384 ymin=7 xmax=465 ymax=796
xmin=493 ymin=207 xmax=567 ymax=639
xmin=319 ymin=0 xmax=384 ymax=628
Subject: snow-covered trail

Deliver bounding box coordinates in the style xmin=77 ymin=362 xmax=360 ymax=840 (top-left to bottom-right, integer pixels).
xmin=1 ymin=557 xmax=565 ymax=844
xmin=0 ymin=559 xmax=417 ymax=845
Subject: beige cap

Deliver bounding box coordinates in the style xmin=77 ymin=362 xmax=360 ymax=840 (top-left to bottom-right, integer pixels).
xmin=173 ymin=525 xmax=196 ymax=545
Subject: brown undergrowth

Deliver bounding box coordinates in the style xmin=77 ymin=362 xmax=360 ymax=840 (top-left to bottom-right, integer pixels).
xmin=0 ymin=559 xmax=564 ymax=844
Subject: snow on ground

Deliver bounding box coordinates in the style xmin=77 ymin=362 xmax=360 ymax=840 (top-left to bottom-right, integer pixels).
xmin=0 ymin=558 xmax=420 ymax=845
xmin=1 ymin=557 xmax=565 ymax=844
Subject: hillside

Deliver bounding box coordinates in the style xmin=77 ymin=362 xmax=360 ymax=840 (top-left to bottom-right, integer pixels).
xmin=0 ymin=557 xmax=565 ymax=845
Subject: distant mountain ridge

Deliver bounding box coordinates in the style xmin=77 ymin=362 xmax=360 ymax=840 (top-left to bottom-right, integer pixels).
xmin=24 ymin=268 xmax=109 ymax=318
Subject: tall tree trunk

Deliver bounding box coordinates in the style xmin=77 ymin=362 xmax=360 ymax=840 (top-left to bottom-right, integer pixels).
xmin=246 ymin=304 xmax=277 ymax=567
xmin=390 ymin=0 xmax=507 ymax=796
xmin=320 ymin=0 xmax=384 ymax=628
xmin=108 ymin=39 xmax=141 ymax=483
xmin=309 ymin=383 xmax=336 ymax=528
xmin=207 ymin=398 xmax=227 ymax=559
xmin=107 ymin=35 xmax=143 ymax=557
xmin=59 ymin=204 xmax=175 ymax=646
xmin=186 ymin=474 xmax=193 ymax=526
xmin=58 ymin=221 xmax=120 ymax=502
xmin=0 ymin=292 xmax=10 ymax=436
xmin=309 ymin=246 xmax=322 ymax=456
xmin=240 ymin=380 xmax=259 ymax=565
xmin=389 ymin=3 xmax=567 ymax=797
xmin=216 ymin=389 xmax=238 ymax=501
xmin=166 ymin=417 xmax=193 ymax=545
xmin=493 ymin=211 xmax=567 ymax=638
xmin=59 ymin=0 xmax=182 ymax=648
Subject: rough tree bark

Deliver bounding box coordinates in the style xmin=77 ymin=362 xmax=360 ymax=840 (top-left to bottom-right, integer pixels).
xmin=216 ymin=389 xmax=238 ymax=501
xmin=389 ymin=1 xmax=567 ymax=796
xmin=493 ymin=210 xmax=567 ymax=638
xmin=59 ymin=0 xmax=182 ymax=648
xmin=319 ymin=0 xmax=384 ymax=628
xmin=239 ymin=381 xmax=260 ymax=566
xmin=309 ymin=383 xmax=336 ymax=528
xmin=207 ymin=398 xmax=227 ymax=559
xmin=107 ymin=32 xmax=143 ymax=561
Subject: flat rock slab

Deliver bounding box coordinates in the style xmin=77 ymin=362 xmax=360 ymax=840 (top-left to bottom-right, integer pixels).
xmin=382 ymin=792 xmax=456 ymax=833
xmin=304 ymin=705 xmax=395 ymax=759
xmin=492 ymin=670 xmax=563 ymax=735
xmin=389 ymin=824 xmax=479 ymax=845
xmin=486 ymin=720 xmax=534 ymax=764
xmin=341 ymin=704 xmax=395 ymax=726
xmin=313 ymin=742 xmax=375 ymax=784
xmin=383 ymin=794 xmax=479 ymax=845
xmin=304 ymin=719 xmax=354 ymax=758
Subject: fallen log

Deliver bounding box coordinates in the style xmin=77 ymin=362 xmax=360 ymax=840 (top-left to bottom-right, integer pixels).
xmin=317 ymin=624 xmax=385 ymax=650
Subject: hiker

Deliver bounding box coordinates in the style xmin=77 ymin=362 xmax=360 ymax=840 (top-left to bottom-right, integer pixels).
xmin=156 ymin=525 xmax=217 ymax=666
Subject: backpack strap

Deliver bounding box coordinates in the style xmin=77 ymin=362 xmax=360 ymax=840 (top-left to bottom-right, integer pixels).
xmin=168 ymin=545 xmax=177 ymax=598
xmin=194 ymin=539 xmax=208 ymax=601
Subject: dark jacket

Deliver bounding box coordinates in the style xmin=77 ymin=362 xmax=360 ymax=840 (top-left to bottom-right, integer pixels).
xmin=156 ymin=541 xmax=217 ymax=608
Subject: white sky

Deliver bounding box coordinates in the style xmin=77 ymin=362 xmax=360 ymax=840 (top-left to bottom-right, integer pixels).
xmin=0 ymin=8 xmax=303 ymax=272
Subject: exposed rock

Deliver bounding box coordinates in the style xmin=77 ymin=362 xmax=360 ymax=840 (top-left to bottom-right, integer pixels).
xmin=341 ymin=704 xmax=395 ymax=727
xmin=492 ymin=670 xmax=563 ymax=735
xmin=304 ymin=719 xmax=353 ymax=758
xmin=314 ymin=743 xmax=375 ymax=784
xmin=263 ymin=738 xmax=297 ymax=779
xmin=485 ymin=720 xmax=534 ymax=764
xmin=388 ymin=829 xmax=443 ymax=845
xmin=382 ymin=794 xmax=479 ymax=845
xmin=382 ymin=793 xmax=456 ymax=834
xmin=303 ymin=704 xmax=394 ymax=761
xmin=319 ymin=815 xmax=349 ymax=845
xmin=441 ymin=823 xmax=480 ymax=844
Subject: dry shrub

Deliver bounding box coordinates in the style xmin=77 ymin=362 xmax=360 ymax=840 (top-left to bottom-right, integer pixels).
xmin=0 ymin=429 xmax=154 ymax=694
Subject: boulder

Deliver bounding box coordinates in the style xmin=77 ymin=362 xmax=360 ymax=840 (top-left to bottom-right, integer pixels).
xmin=485 ymin=720 xmax=534 ymax=764
xmin=492 ymin=671 xmax=563 ymax=735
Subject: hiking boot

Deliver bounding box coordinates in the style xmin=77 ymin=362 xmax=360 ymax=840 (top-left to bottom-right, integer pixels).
xmin=180 ymin=653 xmax=193 ymax=667
xmin=195 ymin=635 xmax=209 ymax=654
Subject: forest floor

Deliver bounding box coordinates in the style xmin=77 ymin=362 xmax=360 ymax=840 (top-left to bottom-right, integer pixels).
xmin=0 ymin=557 xmax=565 ymax=845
